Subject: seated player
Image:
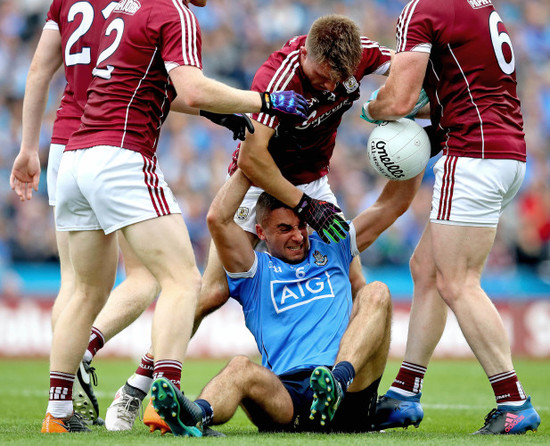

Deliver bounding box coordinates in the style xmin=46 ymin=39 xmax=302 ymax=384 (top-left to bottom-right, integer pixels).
xmin=148 ymin=168 xmax=422 ymax=436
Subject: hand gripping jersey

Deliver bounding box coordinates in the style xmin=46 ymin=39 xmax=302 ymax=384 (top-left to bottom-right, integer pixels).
xmin=238 ymin=35 xmax=391 ymax=185
xmin=46 ymin=0 xmax=118 ymax=145
xmin=397 ymin=0 xmax=525 ymax=161
xmin=66 ymin=0 xmax=202 ymax=159
xmin=227 ymin=224 xmax=359 ymax=376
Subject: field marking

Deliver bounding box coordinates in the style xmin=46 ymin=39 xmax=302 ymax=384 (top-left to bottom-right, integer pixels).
xmin=4 ymin=390 xmax=547 ymax=411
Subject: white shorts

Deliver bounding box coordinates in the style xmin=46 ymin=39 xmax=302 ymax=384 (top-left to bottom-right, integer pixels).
xmin=430 ymin=156 xmax=525 ymax=227
xmin=234 ymin=175 xmax=337 ymax=234
xmin=47 ymin=143 xmax=65 ymax=206
xmin=55 ymin=146 xmax=181 ymax=234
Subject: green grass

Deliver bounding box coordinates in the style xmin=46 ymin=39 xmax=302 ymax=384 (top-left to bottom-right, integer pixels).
xmin=0 ymin=358 xmax=547 ymax=444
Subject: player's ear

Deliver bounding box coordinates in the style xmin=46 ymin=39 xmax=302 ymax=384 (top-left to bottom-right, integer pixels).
xmin=256 ymin=224 xmax=266 ymax=241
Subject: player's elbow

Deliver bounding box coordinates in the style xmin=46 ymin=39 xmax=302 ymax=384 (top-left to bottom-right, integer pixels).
xmin=237 ymin=152 xmax=256 ymax=179
xmin=206 ymin=207 xmax=222 ymax=233
xmin=391 ymin=99 xmax=417 ymax=117
xmin=180 ymin=89 xmax=205 ymax=110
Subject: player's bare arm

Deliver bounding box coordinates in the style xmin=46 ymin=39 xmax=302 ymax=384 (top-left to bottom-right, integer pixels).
xmin=238 ymin=121 xmax=304 ymax=208
xmin=369 ymin=51 xmax=429 ymax=121
xmin=169 ymin=65 xmax=307 ymax=121
xmin=11 ymin=28 xmax=63 ymax=201
xmin=206 ymin=169 xmax=257 ymax=274
xmin=353 ymin=172 xmax=423 ymax=253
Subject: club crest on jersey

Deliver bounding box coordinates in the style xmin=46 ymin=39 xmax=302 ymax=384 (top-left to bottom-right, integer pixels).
xmin=343 ymin=76 xmax=359 ymax=94
xmin=236 ymin=207 xmax=250 ymax=221
xmin=467 ymin=0 xmax=492 ymax=9
xmin=114 ymin=0 xmax=141 ymax=15
xmin=313 ymin=250 xmax=328 ymax=266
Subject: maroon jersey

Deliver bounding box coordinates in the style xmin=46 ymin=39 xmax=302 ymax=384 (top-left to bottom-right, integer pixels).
xmin=240 ymin=35 xmax=391 ymax=185
xmin=397 ymin=0 xmax=525 ymax=161
xmin=66 ymin=0 xmax=202 ymax=159
xmin=46 ymin=0 xmax=118 ymax=144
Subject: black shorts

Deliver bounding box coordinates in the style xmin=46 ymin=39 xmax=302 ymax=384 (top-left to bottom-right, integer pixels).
xmin=258 ymin=367 xmax=380 ymax=433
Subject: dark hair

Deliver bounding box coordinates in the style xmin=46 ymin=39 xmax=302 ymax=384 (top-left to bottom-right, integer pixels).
xmin=256 ymin=192 xmax=292 ymax=225
xmin=305 ymin=14 xmax=362 ymax=82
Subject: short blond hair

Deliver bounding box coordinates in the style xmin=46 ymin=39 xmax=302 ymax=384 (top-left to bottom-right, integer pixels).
xmin=305 ymin=14 xmax=362 ymax=81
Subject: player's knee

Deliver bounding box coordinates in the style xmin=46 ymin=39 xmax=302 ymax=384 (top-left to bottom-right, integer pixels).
xmin=226 ymin=355 xmax=254 ymax=376
xmin=359 ymin=281 xmax=391 ymax=314
xmin=369 ymin=281 xmax=391 ymax=309
xmin=434 ymin=273 xmax=465 ymax=305
xmin=410 ymin=251 xmax=435 ymax=287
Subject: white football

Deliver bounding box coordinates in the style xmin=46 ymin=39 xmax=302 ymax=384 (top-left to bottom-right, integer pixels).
xmin=366 ymin=118 xmax=430 ymax=181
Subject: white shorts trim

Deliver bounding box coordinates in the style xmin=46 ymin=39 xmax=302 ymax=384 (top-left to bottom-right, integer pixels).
xmin=55 ymin=146 xmax=181 ymax=234
xmin=430 ymin=156 xmax=525 ymax=228
xmin=234 ymin=175 xmax=337 ymax=234
xmin=47 ymin=143 xmax=65 ymax=206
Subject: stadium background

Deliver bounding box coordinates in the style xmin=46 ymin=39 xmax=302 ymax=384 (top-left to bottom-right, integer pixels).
xmin=0 ymin=0 xmax=548 ymax=359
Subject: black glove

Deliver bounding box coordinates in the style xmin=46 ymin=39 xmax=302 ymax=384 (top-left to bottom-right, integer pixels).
xmin=199 ymin=110 xmax=254 ymax=141
xmin=260 ymin=91 xmax=309 ymax=120
xmin=424 ymin=125 xmax=443 ymax=158
xmin=293 ymin=193 xmax=350 ymax=244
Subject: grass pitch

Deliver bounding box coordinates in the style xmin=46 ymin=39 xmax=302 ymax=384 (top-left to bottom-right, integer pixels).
xmin=0 ymin=358 xmax=547 ymax=444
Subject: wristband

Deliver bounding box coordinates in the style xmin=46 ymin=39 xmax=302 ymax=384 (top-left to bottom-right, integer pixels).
xmin=260 ymin=92 xmax=271 ymax=112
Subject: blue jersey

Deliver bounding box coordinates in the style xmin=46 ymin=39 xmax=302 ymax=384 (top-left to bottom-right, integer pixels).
xmin=227 ymin=224 xmax=359 ymax=376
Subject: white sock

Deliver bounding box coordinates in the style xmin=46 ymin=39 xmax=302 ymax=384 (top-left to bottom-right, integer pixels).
xmin=498 ymin=399 xmax=526 ymax=408
xmin=47 ymin=400 xmax=73 ymax=418
xmin=389 ymin=386 xmax=417 ymax=397
xmin=127 ymin=373 xmax=153 ymax=394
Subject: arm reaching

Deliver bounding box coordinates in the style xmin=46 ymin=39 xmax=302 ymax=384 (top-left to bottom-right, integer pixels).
xmin=353 ymin=172 xmax=424 ymax=252
xmin=206 ymin=170 xmax=257 ymax=273
xmin=169 ymin=65 xmax=308 ymax=120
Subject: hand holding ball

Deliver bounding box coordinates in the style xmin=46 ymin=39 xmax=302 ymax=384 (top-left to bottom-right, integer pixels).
xmin=366 ymin=118 xmax=431 ymax=181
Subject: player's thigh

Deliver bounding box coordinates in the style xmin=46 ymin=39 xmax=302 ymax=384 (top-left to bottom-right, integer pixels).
xmin=117 ymin=230 xmax=156 ymax=281
xmin=430 ymin=222 xmax=496 ymax=285
xmin=240 ymin=365 xmax=295 ymax=428
xmin=122 ymin=214 xmax=198 ymax=284
xmin=68 ymin=229 xmax=119 ymax=295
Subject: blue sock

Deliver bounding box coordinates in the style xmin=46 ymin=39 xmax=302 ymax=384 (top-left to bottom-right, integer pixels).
xmin=194 ymin=399 xmax=214 ymax=427
xmin=332 ymin=361 xmax=355 ymax=392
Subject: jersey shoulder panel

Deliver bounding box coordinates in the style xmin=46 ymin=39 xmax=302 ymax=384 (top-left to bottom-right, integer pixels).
xmin=397 ymin=0 xmax=450 ymax=53
xmin=356 ymin=37 xmax=392 ymax=77
xmin=150 ymin=0 xmax=202 ymax=69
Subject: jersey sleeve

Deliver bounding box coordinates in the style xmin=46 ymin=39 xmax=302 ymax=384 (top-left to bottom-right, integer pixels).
xmin=356 ymin=37 xmax=392 ymax=77
xmin=226 ymin=252 xmax=260 ymax=311
xmin=154 ymin=3 xmax=202 ymax=73
xmin=396 ymin=0 xmax=448 ymax=54
xmin=45 ymin=0 xmax=61 ymax=30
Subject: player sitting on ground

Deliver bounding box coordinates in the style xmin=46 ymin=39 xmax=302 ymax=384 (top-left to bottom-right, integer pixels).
xmin=148 ymin=167 xmax=422 ymax=436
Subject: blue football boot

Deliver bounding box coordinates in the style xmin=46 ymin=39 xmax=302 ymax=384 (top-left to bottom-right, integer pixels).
xmin=474 ymin=397 xmax=541 ymax=435
xmin=374 ymin=390 xmax=424 ymax=429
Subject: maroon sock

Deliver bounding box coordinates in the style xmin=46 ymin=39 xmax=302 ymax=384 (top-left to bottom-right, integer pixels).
xmin=489 ymin=370 xmax=526 ymax=404
xmin=153 ymin=360 xmax=182 ymax=389
xmin=390 ymin=361 xmax=426 ymax=394
xmin=135 ymin=353 xmax=154 ymax=378
xmin=49 ymin=371 xmax=75 ymax=401
xmin=86 ymin=326 xmax=105 ymax=358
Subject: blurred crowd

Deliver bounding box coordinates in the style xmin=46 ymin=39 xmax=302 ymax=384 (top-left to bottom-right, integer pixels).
xmin=0 ymin=0 xmax=549 ymax=288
